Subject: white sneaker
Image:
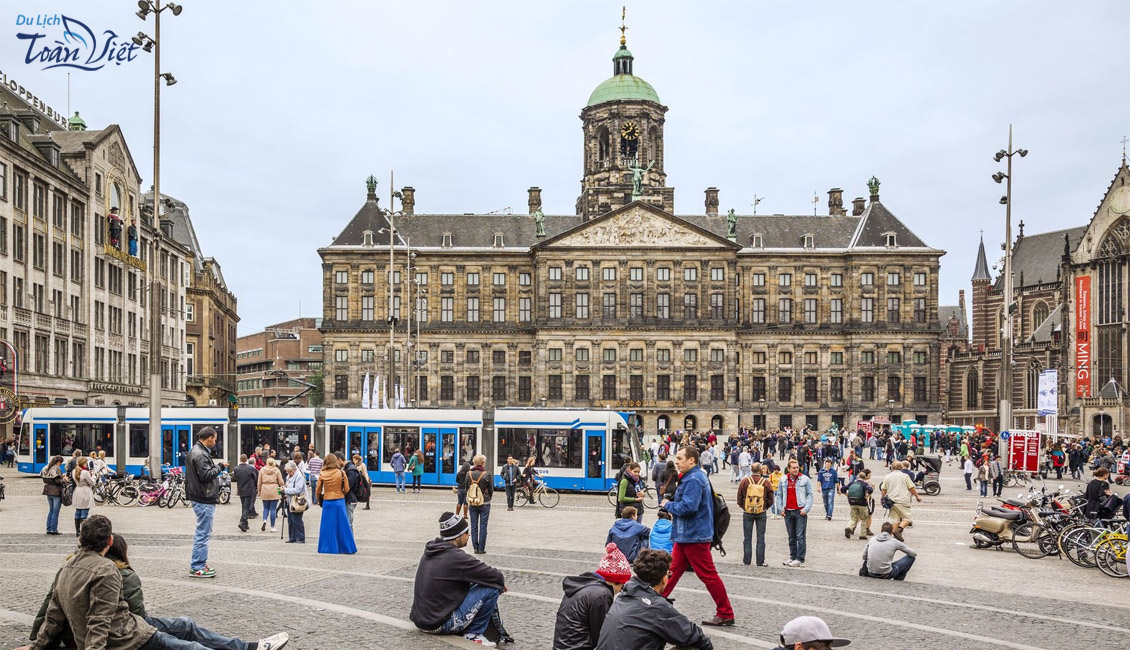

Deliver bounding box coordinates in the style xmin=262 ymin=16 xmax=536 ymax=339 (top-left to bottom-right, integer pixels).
xmin=258 ymin=632 xmax=289 ymax=650
xmin=270 ymin=527 xmax=277 ymax=533
xmin=464 ymin=634 xmax=497 ymax=647
xmin=793 ymin=561 xmax=805 ymax=568
xmin=782 ymin=559 xmax=794 ymax=567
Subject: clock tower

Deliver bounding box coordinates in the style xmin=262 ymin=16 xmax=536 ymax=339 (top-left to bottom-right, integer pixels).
xmin=577 ymin=26 xmax=673 ymax=220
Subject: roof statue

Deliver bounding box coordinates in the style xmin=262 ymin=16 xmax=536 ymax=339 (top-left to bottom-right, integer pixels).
xmin=629 ymin=159 xmax=655 ymax=200
xmin=534 ymin=206 xmax=546 ymax=238
xmin=726 ymin=208 xmax=737 ymax=240
xmin=365 ymin=175 xmax=378 ymax=197
xmin=867 ymin=175 xmax=880 ymax=200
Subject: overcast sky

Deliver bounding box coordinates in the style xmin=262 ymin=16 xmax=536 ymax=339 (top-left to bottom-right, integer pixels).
xmin=4 ymin=1 xmax=1128 ymax=334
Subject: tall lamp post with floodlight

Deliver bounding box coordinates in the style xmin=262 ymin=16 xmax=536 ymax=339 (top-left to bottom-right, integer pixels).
xmin=992 ymin=125 xmax=1028 ymax=457
xmin=134 ymin=0 xmax=182 ymax=480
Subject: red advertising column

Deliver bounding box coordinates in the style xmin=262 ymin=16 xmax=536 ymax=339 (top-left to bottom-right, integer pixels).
xmin=1007 ymin=430 xmax=1041 ymax=473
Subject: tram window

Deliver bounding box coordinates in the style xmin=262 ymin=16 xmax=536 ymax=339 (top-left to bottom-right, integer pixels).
xmin=129 ymin=424 xmax=149 ymax=457
xmin=441 ymin=434 xmax=455 ymax=473
xmin=423 ymin=432 xmax=437 ymax=472
xmin=50 ymin=423 xmax=113 ymax=457
xmin=366 ymin=435 xmax=380 ymax=471
xmin=240 ymin=424 xmax=310 ymax=459
xmin=18 ymin=423 xmax=31 ymax=455
xmin=329 ymin=425 xmax=346 ymax=457
xmin=496 ymin=428 xmax=536 ymax=467
xmin=610 ymin=426 xmax=632 ymax=472
xmin=459 ymin=428 xmax=477 ymax=465
xmin=496 ymin=428 xmax=582 ymax=469
xmin=192 ymin=424 xmax=224 ymax=458
xmin=383 ymin=427 xmax=419 ymax=465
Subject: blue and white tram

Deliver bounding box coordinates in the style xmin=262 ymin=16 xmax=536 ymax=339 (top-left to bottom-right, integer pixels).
xmin=493 ymin=408 xmax=638 ymax=491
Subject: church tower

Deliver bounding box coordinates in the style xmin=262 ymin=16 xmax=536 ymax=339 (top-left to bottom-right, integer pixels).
xmin=970 ymin=234 xmax=995 ymax=351
xmin=577 ymin=14 xmax=673 ymax=220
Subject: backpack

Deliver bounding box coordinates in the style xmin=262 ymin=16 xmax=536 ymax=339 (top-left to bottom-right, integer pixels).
xmin=352 ymin=469 xmax=372 ymax=502
xmin=711 ymin=490 xmax=731 ymax=557
xmin=456 ymin=462 xmax=470 ymax=485
xmin=467 ymin=471 xmax=486 ymax=507
xmin=742 ymin=477 xmax=768 ymax=515
xmin=847 ymin=479 xmax=867 ymax=505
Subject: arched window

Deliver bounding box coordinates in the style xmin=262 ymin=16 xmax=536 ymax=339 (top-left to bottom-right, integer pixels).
xmin=1025 ymin=361 xmax=1041 ymax=409
xmin=966 ymin=369 xmax=979 ymax=409
xmin=1031 ymin=302 xmax=1049 ymax=331
xmin=996 ymin=307 xmax=1005 ymax=349
xmin=711 ymin=415 xmax=724 ymax=431
xmin=683 ymin=415 xmax=697 ymax=431
xmin=648 ymin=126 xmax=659 ymax=164
xmin=596 ymin=126 xmax=610 ymax=165
xmin=656 ymin=415 xmax=670 ymax=433
xmin=111 ymin=183 xmax=122 ymax=212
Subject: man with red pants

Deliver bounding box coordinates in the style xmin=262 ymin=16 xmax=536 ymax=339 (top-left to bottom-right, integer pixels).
xmin=659 ymin=445 xmax=735 ymax=627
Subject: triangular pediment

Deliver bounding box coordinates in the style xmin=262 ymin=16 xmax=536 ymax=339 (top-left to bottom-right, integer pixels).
xmin=535 ymin=201 xmax=740 ymax=250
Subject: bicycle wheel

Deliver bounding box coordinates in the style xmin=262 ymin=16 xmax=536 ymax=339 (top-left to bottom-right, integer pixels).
xmin=640 ymin=487 xmax=659 ymax=510
xmin=93 ymin=485 xmax=105 ymax=505
xmin=1056 ymin=522 xmax=1085 ymax=557
xmin=157 ymin=491 xmax=171 ymax=508
xmin=1095 ymin=538 xmax=1128 ymax=579
xmin=517 ymin=489 xmax=531 ymax=507
xmin=1012 ymin=523 xmax=1052 ymax=559
xmin=116 ymin=485 xmax=139 ymax=507
xmin=539 ymin=487 xmax=560 ymax=508
xmin=606 ymin=486 xmax=618 ymax=507
xmin=1063 ymin=527 xmax=1100 ymax=568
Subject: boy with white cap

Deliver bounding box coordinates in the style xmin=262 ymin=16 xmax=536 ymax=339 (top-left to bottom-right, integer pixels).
xmin=772 ymin=615 xmax=851 ymax=650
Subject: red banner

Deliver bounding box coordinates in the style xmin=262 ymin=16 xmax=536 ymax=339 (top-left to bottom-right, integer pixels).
xmin=1008 ymin=430 xmax=1041 ymax=473
xmin=1075 ymin=276 xmax=1091 ymax=397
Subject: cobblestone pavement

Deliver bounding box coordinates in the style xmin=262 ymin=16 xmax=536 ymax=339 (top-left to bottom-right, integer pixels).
xmin=1 ymin=459 xmax=1128 ymax=650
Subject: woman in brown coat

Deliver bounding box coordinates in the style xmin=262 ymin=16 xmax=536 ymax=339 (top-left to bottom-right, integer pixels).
xmin=257 ymin=457 xmax=285 ymax=532
xmin=40 ymin=456 xmax=67 ymax=536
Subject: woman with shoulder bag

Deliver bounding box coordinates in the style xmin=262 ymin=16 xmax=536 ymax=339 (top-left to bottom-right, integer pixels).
xmin=257 ymin=458 xmax=285 ymax=533
xmin=316 ymin=454 xmax=357 ymax=554
xmin=40 ymin=456 xmax=67 ymax=535
xmin=283 ymin=461 xmax=308 ymax=543
xmin=71 ymin=457 xmax=95 ymax=537
xmin=408 ymin=449 xmax=424 ymax=493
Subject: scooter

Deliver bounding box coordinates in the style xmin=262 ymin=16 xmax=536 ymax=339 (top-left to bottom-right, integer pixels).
xmin=970 ymin=499 xmax=1032 ymax=549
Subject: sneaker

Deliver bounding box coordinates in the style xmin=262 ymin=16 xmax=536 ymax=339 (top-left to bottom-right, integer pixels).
xmin=893 ymin=529 xmax=905 ymax=542
xmin=189 ymin=568 xmax=216 ymax=578
xmin=794 ymin=561 xmax=805 ymax=568
xmin=258 ymin=632 xmax=289 ymax=650
xmin=844 ymin=527 xmax=852 ymax=539
xmin=270 ymin=527 xmax=277 ymax=533
xmin=261 ymin=521 xmax=267 ymax=532
xmin=465 ymin=634 xmax=496 ymax=647
xmin=756 ymin=563 xmax=768 ymax=567
xmin=782 ymin=559 xmax=794 ymax=567
xmin=865 ymin=529 xmax=874 ymax=537
xmin=859 ymin=535 xmax=868 ymax=540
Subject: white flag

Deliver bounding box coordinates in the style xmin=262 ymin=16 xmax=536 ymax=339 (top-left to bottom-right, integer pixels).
xmin=371 ymin=375 xmax=380 ymax=410
xmin=397 ymin=383 xmax=405 ymax=408
xmin=361 ymin=373 xmax=370 ymax=409
xmin=382 ymin=378 xmax=389 ymax=409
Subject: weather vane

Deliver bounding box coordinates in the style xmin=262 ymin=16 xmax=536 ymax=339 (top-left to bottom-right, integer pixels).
xmin=752 ymin=194 xmax=763 ymax=216
xmin=1122 ymin=135 xmax=1128 ymax=163
xmin=620 ymin=6 xmax=627 ymax=45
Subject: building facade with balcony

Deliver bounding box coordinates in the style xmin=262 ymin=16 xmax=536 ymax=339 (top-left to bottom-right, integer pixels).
xmin=316 ymin=35 xmax=946 ymax=434
xmin=144 ymin=193 xmax=239 ymax=407
xmin=945 ymin=159 xmax=1130 ymax=438
xmin=236 ymin=318 xmax=323 ymax=408
xmin=0 ymin=84 xmax=189 ymax=440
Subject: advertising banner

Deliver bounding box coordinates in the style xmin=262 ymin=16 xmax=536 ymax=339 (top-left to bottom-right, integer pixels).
xmin=1037 ymin=369 xmax=1058 ymax=416
xmin=1075 ymin=276 xmax=1091 ymax=397
xmin=1007 ymin=429 xmax=1041 ymax=473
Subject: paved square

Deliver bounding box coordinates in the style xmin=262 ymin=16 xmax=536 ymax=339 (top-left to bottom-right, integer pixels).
xmin=2 ymin=459 xmax=1127 ymax=649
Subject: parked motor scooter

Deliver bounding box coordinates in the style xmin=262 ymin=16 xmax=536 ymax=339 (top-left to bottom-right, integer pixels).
xmin=970 ymin=500 xmax=1031 ymax=549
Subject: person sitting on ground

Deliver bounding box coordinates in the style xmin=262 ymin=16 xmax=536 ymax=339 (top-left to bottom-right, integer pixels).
xmin=410 ymin=512 xmax=511 ymax=647
xmin=552 ymin=543 xmax=632 ymax=650
xmin=606 ymin=506 xmax=651 ymax=563
xmin=21 ymin=516 xmax=288 ymax=650
xmin=594 ymin=549 xmax=713 ymax=650
xmin=862 ymin=522 xmax=917 ymax=581
xmin=770 ymin=615 xmax=851 ymax=649
xmin=649 ymin=509 xmax=673 ymax=554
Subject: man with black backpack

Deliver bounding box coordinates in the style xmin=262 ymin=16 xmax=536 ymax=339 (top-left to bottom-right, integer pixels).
xmin=842 ymin=468 xmax=873 ymax=540
xmin=658 ymin=445 xmax=734 ymax=627
xmin=738 ymin=462 xmax=774 ymax=566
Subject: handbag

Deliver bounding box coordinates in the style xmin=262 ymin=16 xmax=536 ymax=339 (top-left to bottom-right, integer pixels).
xmin=290 ymin=493 xmax=309 ymax=513
xmin=61 ymin=482 xmax=74 ymax=507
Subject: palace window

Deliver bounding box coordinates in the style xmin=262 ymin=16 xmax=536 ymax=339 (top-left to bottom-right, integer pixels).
xmin=711 ymin=267 xmax=724 ymax=282
xmin=629 ymin=293 xmax=643 ymax=319
xmin=549 ymin=266 xmax=562 ymax=281
xmin=576 ymin=266 xmax=590 ymax=281
xmin=441 ymin=297 xmax=453 ymax=322
xmin=549 ymin=292 xmax=562 ymax=319
xmin=603 ymin=292 xmax=617 ymax=319
xmin=779 ymin=273 xmax=792 ymax=287
xmin=684 ymin=266 xmax=698 ymax=282
xmin=630 ymin=267 xmax=643 ymax=282
xmin=887 ymin=297 xmax=900 ymax=323
xmin=656 ymin=348 xmax=671 ymax=363
xmin=778 ymin=377 xmax=792 ymax=402
xmin=804 ymin=298 xmax=818 ymax=323
xmin=830 ymin=298 xmax=843 ymax=323
xmin=684 ymin=293 xmax=698 ymax=319
xmin=467 ymin=297 xmax=480 ymax=322
xmin=804 ymin=272 xmax=817 ymax=287
xmin=778 ymin=298 xmax=792 ymax=324
xmin=752 ymin=272 xmax=765 ymax=287
xmin=751 ymin=298 xmax=765 ymax=323
xmin=602 ymin=267 xmax=617 ymax=281
xmin=861 ymin=297 xmax=874 ymax=323
xmin=657 ymin=267 xmax=671 ymax=282
xmin=657 ymin=293 xmax=670 ymax=319
xmin=518 ymin=297 xmax=531 ymax=322
xmin=575 ymin=292 xmax=589 ymax=319
xmin=657 ymin=375 xmax=670 ymax=400
xmin=684 ymin=375 xmax=698 ymax=401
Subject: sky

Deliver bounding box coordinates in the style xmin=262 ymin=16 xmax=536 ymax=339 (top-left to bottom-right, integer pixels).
xmin=3 ymin=1 xmax=1128 ymax=334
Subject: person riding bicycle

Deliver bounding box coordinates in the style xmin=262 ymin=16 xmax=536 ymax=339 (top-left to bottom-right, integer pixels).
xmin=522 ymin=457 xmax=540 ymax=504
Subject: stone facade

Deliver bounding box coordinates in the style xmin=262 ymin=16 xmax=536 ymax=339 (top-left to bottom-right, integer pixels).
xmin=317 ymin=35 xmax=946 ymax=435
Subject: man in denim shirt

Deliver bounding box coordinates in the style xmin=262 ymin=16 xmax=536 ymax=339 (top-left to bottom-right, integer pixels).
xmin=776 ymin=458 xmax=814 ymax=567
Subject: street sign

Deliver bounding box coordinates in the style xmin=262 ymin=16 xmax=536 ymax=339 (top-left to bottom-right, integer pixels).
xmin=1000 ymin=431 xmax=1010 ymax=441
xmin=1007 ymin=429 xmax=1041 ymax=473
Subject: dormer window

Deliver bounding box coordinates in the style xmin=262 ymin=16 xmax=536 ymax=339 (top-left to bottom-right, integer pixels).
xmin=493 ymin=232 xmax=504 ymax=248
xmin=442 ymin=232 xmax=453 ymax=248
xmin=3 ymin=119 xmax=18 ymax=143
xmin=362 ymin=229 xmax=374 ymax=246
xmin=752 ymin=233 xmax=764 ymax=248
xmin=803 ymin=233 xmax=814 ymax=249
xmin=884 ymin=232 xmax=897 ymax=247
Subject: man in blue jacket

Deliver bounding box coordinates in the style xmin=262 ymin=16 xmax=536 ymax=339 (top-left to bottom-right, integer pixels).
xmin=775 ymin=458 xmax=814 ymax=567
xmin=817 ymin=460 xmax=839 ymax=521
xmin=658 ymin=445 xmax=734 ymax=627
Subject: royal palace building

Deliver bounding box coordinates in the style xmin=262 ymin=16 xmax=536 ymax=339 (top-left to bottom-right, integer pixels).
xmin=319 ymin=34 xmax=947 ymax=434
xmin=946 ymin=159 xmax=1130 ymax=438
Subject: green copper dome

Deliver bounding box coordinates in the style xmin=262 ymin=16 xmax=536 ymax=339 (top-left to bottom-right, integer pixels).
xmin=587 ymin=75 xmax=661 ymax=106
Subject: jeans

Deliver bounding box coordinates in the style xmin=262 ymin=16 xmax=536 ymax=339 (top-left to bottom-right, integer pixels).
xmin=310 ymin=477 xmax=319 ymax=501
xmin=979 ymin=480 xmax=988 ymax=497
xmin=435 ymin=584 xmax=500 ymax=637
xmin=784 ymin=510 xmax=807 ymax=562
xmin=505 ymin=485 xmax=516 ymax=508
xmin=993 ymin=476 xmax=1004 ymax=497
xmin=469 ymin=504 xmax=490 ymax=552
xmin=661 ymin=542 xmax=734 ymax=619
xmin=190 ymin=502 xmax=215 ymax=571
xmin=238 ymin=495 xmax=254 ymax=529
xmin=288 ymin=511 xmax=305 ymax=542
xmin=142 ymin=615 xmax=248 ymax=650
xmin=869 ymin=446 xmax=876 ymax=459
xmin=412 ymin=475 xmax=422 ymax=490
xmin=887 ymin=555 xmax=916 ymax=581
xmin=46 ymin=495 xmax=62 ymax=533
xmin=347 ymin=501 xmax=357 ymax=527
xmin=742 ymin=511 xmax=767 ymax=565
xmin=262 ymin=500 xmax=278 ymax=527
xmin=964 ymin=473 xmax=973 ymax=490
xmin=822 ymin=488 xmax=835 ymax=518
xmin=394 ymin=471 xmax=407 ymax=492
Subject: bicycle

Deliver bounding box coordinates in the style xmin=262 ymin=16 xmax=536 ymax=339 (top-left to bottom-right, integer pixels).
xmin=518 ymin=478 xmax=560 ymax=508
xmin=606 ymin=484 xmax=658 ymax=510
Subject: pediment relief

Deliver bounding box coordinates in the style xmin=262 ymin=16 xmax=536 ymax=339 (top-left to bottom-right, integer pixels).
xmin=546 ymin=205 xmax=726 ymax=248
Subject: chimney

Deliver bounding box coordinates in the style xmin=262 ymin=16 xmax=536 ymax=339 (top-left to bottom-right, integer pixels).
xmin=400 ymin=186 xmax=415 ymax=215
xmin=704 ymin=187 xmax=719 ymax=216
xmin=852 ymin=197 xmax=866 ymax=216
xmin=827 ymin=188 xmax=845 ymax=216
xmin=528 ymin=187 xmax=543 ymax=214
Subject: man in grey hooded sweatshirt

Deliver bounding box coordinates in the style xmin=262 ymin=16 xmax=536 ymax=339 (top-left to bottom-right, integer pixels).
xmin=862 ymin=522 xmax=917 ymax=580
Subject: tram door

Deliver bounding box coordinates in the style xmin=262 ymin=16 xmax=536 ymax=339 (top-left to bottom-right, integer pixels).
xmin=346 ymin=427 xmax=380 ymax=476
xmin=34 ymin=424 xmax=47 ymax=467
xmin=585 ymin=431 xmax=605 ymax=491
xmin=423 ymin=428 xmax=458 ymax=486
xmin=161 ymin=425 xmax=191 ymax=469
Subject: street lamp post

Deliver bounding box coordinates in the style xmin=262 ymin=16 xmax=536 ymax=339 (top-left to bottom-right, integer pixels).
xmin=134 ymin=1 xmax=182 ymax=480
xmin=758 ymin=398 xmax=766 ymax=430
xmin=993 ymin=125 xmax=1028 ymax=458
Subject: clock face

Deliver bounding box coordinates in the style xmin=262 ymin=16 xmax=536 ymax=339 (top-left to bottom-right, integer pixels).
xmin=1110 ymin=185 xmax=1130 ymax=215
xmin=620 ymin=121 xmax=639 ymax=141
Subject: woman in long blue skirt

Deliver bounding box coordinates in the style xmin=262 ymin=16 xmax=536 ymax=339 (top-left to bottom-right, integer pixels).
xmin=315 ymin=454 xmax=357 ymax=554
